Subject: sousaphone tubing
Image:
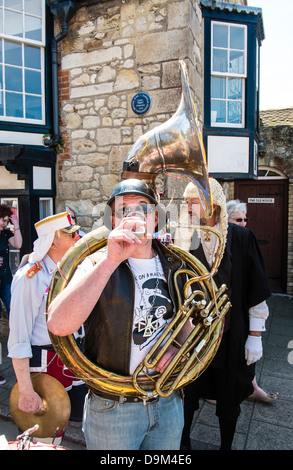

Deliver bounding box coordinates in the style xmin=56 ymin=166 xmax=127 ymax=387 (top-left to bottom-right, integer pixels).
xmin=46 ymin=61 xmax=231 ymax=400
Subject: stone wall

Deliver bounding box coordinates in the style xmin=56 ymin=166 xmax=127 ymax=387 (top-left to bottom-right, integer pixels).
xmin=259 ymin=125 xmax=293 ymax=295
xmin=55 ymin=0 xmax=205 ymax=231
xmin=259 ymin=126 xmax=293 ymax=179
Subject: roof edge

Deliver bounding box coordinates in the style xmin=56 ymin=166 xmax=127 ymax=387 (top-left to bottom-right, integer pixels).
xmin=200 ymin=0 xmax=265 ymax=41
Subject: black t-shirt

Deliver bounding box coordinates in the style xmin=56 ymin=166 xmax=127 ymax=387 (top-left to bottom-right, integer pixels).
xmin=0 ymin=229 xmax=13 ymax=284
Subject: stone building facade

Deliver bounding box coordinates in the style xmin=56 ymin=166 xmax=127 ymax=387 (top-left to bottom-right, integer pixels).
xmin=55 ymin=0 xmax=246 ymax=231
xmin=55 ymin=0 xmax=293 ymax=294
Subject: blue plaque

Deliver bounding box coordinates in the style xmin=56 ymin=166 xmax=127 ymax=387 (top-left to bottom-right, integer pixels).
xmin=131 ymin=92 xmax=151 ymax=115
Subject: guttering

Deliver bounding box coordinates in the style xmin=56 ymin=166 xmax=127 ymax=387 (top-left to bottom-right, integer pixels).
xmin=44 ymin=1 xmax=76 ymax=149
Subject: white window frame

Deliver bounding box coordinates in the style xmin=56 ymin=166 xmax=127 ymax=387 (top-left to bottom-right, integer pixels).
xmin=39 ymin=197 xmax=53 ymax=219
xmin=0 ymin=0 xmax=46 ymax=125
xmin=211 ymin=21 xmax=247 ymax=128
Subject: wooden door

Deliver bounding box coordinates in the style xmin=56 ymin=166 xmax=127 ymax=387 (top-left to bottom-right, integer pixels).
xmin=234 ymin=180 xmax=288 ymax=293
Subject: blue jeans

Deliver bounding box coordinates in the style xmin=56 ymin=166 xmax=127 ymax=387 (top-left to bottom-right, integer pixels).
xmin=0 ymin=283 xmax=11 ymax=317
xmin=83 ymin=391 xmax=184 ymax=450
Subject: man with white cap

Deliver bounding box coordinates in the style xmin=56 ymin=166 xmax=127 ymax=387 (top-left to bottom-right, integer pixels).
xmin=178 ymin=178 xmax=271 ymax=450
xmin=8 ymin=212 xmax=86 ymax=443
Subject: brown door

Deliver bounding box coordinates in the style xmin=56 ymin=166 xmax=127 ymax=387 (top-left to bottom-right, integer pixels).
xmin=234 ymin=179 xmax=288 ymax=293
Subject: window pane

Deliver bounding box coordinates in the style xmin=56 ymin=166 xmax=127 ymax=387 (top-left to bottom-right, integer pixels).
xmin=213 ymin=23 xmax=228 ymax=48
xmin=39 ymin=198 xmax=53 ymax=219
xmin=5 ymin=10 xmax=23 ymax=37
xmin=0 ymin=9 xmax=3 ymax=34
xmin=25 ymin=0 xmax=42 ymax=16
xmin=230 ymin=26 xmax=245 ymax=50
xmin=228 ymin=78 xmax=242 ymax=100
xmin=24 ymin=45 xmax=41 ymax=69
xmin=5 ymin=65 xmax=22 ymax=92
xmin=211 ymin=77 xmax=226 ymax=99
xmin=5 ymin=0 xmax=23 ymax=11
xmin=25 ymin=15 xmax=42 ymax=41
xmin=5 ymin=41 xmax=22 ymax=66
xmin=25 ymin=94 xmax=42 ymax=119
xmin=211 ymin=100 xmax=226 ymax=123
xmin=228 ymin=101 xmax=242 ymax=124
xmin=25 ymin=69 xmax=41 ymax=94
xmin=213 ymin=49 xmax=228 ymax=73
xmin=0 ymin=90 xmax=3 ymax=115
xmin=229 ymin=50 xmax=245 ymax=74
xmin=6 ymin=91 xmax=23 ymax=117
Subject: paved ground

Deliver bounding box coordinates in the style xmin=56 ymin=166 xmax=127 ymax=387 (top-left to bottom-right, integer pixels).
xmin=189 ymin=294 xmax=293 ymax=450
xmin=0 ymin=294 xmax=292 ymax=451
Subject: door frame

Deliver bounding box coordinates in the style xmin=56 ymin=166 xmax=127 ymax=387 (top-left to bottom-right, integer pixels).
xmin=234 ymin=170 xmax=288 ymax=293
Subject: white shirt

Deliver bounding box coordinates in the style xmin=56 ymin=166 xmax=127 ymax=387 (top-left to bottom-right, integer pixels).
xmin=128 ymin=255 xmax=173 ymax=374
xmin=8 ymin=255 xmax=57 ymax=359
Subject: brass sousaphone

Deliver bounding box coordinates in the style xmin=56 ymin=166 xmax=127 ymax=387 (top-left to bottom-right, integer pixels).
xmin=47 ymin=61 xmax=231 ymax=399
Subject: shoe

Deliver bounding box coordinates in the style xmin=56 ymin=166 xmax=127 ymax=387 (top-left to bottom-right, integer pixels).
xmin=0 ymin=375 xmax=6 ymax=385
xmin=247 ymin=390 xmax=277 ymax=404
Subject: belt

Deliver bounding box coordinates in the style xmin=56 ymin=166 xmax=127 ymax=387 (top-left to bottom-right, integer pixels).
xmin=90 ymin=389 xmax=159 ymax=405
xmin=32 ymin=338 xmax=83 ymax=352
xmin=32 ymin=344 xmax=55 ymax=352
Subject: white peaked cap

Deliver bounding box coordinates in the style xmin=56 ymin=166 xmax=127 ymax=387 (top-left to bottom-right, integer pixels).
xmin=28 ymin=212 xmax=75 ymax=263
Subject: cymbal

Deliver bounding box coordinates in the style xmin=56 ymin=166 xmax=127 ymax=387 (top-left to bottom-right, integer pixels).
xmin=9 ymin=374 xmax=71 ymax=438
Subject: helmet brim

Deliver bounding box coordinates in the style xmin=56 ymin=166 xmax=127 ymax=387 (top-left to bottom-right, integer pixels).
xmin=104 ymin=180 xmax=166 ymax=232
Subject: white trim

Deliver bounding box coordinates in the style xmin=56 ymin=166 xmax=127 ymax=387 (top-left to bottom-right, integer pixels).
xmin=211 ymin=21 xmax=247 ymax=128
xmin=39 ymin=197 xmax=53 ymax=219
xmin=33 ymin=166 xmax=52 ymax=190
xmin=211 ymin=21 xmax=247 ymax=77
xmin=0 ymin=0 xmax=46 ymax=124
xmin=0 ymin=2 xmax=45 ymax=46
xmin=211 ymin=77 xmax=245 ymax=128
xmin=0 ymin=130 xmax=45 ymax=146
xmin=208 ymin=135 xmax=249 ymax=173
xmin=257 ymin=166 xmax=287 ymax=180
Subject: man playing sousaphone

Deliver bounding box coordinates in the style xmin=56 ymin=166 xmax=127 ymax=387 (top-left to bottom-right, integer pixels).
xmin=47 ymin=60 xmax=230 ymax=451
xmin=47 ymin=178 xmax=188 ymax=450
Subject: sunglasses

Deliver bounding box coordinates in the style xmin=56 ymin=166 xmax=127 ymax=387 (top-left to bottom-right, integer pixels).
xmin=114 ymin=204 xmax=155 ymax=219
xmin=63 ymin=231 xmax=78 ymax=238
xmin=230 ymin=217 xmax=247 ymax=223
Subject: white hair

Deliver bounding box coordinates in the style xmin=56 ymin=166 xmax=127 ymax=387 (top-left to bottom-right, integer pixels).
xmin=226 ymin=199 xmax=247 ymax=217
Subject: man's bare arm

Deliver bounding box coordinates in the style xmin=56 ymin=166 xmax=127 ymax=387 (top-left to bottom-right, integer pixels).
xmin=47 ymin=255 xmax=118 ymax=336
xmin=47 ymin=220 xmax=143 ymax=336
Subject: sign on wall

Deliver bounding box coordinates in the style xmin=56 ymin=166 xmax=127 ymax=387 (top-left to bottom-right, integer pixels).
xmin=207 ymin=135 xmax=249 ymax=174
xmin=131 ymin=92 xmax=152 ymax=115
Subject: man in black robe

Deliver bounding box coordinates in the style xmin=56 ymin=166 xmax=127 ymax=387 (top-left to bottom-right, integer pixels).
xmin=178 ymin=178 xmax=271 ymax=450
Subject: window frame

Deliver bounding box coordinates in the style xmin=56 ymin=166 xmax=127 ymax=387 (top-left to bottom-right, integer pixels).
xmin=0 ymin=0 xmax=46 ymax=125
xmin=210 ymin=20 xmax=247 ymax=129
xmin=39 ymin=196 xmax=53 ymax=219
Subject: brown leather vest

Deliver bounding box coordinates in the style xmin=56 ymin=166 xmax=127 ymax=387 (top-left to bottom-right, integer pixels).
xmin=84 ymin=240 xmax=184 ymax=376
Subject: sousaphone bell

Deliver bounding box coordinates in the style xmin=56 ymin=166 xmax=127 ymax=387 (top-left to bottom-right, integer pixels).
xmin=122 ymin=60 xmax=213 ymax=219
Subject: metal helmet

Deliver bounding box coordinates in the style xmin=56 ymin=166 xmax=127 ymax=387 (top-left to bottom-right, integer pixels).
xmin=103 ymin=179 xmax=166 ymax=231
